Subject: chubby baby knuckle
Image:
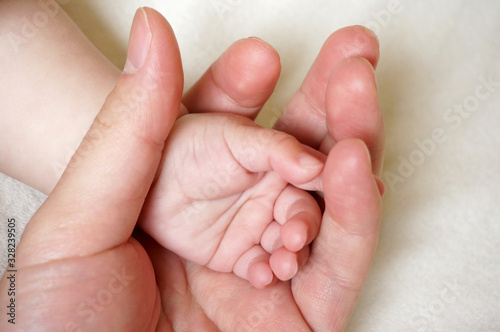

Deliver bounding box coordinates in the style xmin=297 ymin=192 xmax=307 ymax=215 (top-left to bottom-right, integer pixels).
xmin=271 ymin=131 xmax=299 ymax=151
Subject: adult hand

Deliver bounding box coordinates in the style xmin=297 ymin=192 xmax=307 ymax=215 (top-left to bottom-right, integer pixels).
xmin=0 ymin=7 xmax=183 ymax=331
xmin=278 ymin=25 xmax=385 ymax=330
xmin=144 ymin=16 xmax=385 ymax=332
xmin=0 ymin=8 xmax=383 ymax=332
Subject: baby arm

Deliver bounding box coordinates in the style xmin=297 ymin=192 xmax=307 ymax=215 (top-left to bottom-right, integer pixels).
xmin=0 ymin=0 xmax=281 ymax=196
xmin=139 ymin=113 xmax=325 ymax=289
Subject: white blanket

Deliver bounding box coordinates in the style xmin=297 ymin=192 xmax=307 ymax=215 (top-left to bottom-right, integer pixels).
xmin=1 ymin=0 xmax=499 ymax=331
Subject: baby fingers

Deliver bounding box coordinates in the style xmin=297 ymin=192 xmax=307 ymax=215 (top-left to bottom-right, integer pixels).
xmin=275 ymin=185 xmax=322 ymax=252
xmin=269 ymin=246 xmax=310 ymax=281
xmin=233 ymin=245 xmax=274 ymax=289
xmin=225 ymin=116 xmax=326 ymax=191
xmin=259 ymin=185 xmax=322 ymax=282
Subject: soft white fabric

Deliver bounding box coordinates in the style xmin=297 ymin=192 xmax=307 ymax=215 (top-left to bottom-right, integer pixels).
xmin=1 ymin=0 xmax=499 ymax=331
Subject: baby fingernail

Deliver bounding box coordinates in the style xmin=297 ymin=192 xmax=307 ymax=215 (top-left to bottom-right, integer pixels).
xmin=299 ymin=153 xmax=323 ymax=169
xmin=285 ymin=260 xmax=298 ymax=280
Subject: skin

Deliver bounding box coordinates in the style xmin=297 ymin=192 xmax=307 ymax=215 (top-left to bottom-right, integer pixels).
xmin=139 ymin=113 xmax=325 ymax=289
xmin=0 ymin=0 xmax=282 ymax=195
xmin=0 ymin=6 xmax=384 ymax=332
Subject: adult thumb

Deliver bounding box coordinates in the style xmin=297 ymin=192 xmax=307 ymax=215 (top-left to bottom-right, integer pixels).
xmin=17 ymin=7 xmax=183 ymax=267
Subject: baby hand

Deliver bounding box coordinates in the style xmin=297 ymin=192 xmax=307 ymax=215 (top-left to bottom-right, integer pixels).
xmin=139 ymin=113 xmax=324 ymax=288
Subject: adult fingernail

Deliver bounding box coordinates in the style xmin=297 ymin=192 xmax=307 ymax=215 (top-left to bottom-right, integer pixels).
xmin=124 ymin=8 xmax=152 ymax=74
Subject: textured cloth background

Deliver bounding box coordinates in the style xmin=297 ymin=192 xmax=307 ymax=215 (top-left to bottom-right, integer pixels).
xmin=1 ymin=0 xmax=499 ymax=331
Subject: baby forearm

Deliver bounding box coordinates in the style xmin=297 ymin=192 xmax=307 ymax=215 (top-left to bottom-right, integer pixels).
xmin=0 ymin=0 xmax=120 ymax=194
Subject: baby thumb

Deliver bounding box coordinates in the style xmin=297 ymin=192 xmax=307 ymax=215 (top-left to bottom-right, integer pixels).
xmin=17 ymin=7 xmax=183 ymax=267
